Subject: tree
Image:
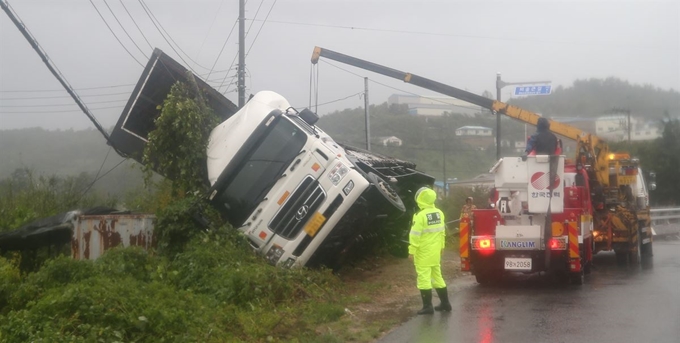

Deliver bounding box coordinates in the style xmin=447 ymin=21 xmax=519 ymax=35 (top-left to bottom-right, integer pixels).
xmin=142 ymin=80 xmax=219 ymax=196
xmin=651 ymin=118 xmax=680 ymax=205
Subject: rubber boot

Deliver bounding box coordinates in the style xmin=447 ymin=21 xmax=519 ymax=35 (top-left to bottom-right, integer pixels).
xmin=417 ymin=289 xmax=434 ymax=315
xmin=434 ymin=287 xmax=452 ymax=312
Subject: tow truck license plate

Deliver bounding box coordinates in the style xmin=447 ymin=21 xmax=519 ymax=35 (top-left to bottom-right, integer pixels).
xmin=304 ymin=212 xmax=326 ymax=237
xmin=505 ymin=258 xmax=532 ymax=270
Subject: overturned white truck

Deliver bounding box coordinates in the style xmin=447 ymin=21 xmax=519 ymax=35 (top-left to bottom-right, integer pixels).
xmin=109 ymin=49 xmax=434 ymax=269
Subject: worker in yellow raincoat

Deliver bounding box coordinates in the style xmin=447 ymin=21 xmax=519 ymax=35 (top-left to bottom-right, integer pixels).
xmin=409 ymin=187 xmax=451 ymax=315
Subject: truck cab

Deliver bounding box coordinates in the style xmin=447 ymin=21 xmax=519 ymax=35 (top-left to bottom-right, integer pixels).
xmin=207 ymin=91 xmax=387 ymax=268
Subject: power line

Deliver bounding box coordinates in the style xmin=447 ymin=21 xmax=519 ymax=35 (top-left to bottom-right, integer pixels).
xmin=1 ymin=91 xmax=132 ymax=100
xmin=245 ymin=0 xmax=277 ymax=57
xmin=0 ymin=105 xmax=123 ymax=114
xmin=0 ymin=83 xmax=135 ymax=93
xmin=2 ymin=0 xmax=117 ymax=151
xmin=295 ymin=91 xmax=363 ymax=109
xmin=137 ymin=0 xmax=209 ymax=71
xmin=118 ymin=0 xmax=153 ymax=50
xmin=196 ymin=0 xmax=226 ymax=65
xmin=0 ymin=99 xmax=127 ymax=108
xmin=205 ymin=74 xmax=236 ymax=84
xmin=88 ymin=0 xmax=145 ymax=67
xmin=250 ymin=19 xmax=664 ymax=48
xmin=245 ymin=0 xmax=265 ymax=38
xmin=102 ymin=0 xmax=149 ymax=58
xmin=75 ymin=146 xmax=112 ymax=202
xmin=318 ymin=60 xmax=480 ymax=112
xmin=217 ymin=53 xmax=239 ymax=93
xmin=206 ymin=19 xmax=238 ymax=81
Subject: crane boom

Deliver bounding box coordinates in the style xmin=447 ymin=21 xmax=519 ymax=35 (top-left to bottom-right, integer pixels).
xmin=311 ymin=46 xmax=611 ymax=186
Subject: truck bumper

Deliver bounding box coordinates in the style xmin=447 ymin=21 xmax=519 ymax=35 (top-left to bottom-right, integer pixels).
xmin=302 ymin=184 xmax=408 ymax=269
xmin=471 ymin=250 xmax=570 ymax=274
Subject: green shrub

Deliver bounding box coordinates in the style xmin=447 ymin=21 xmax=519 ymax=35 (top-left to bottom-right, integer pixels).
xmin=0 ymin=256 xmax=21 ymax=313
xmin=95 ymin=246 xmax=156 ymax=282
xmin=8 ymin=256 xmax=95 ymax=311
xmin=1 ymin=276 xmax=237 ymax=343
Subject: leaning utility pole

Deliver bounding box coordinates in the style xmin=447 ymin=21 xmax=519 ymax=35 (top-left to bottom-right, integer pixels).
xmin=0 ymin=0 xmax=115 ymax=149
xmin=237 ymin=0 xmax=246 ymax=107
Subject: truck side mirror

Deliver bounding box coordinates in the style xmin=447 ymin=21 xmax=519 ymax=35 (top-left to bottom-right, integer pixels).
xmin=648 ymin=171 xmax=657 ymax=191
xmin=299 ymin=108 xmax=319 ymax=126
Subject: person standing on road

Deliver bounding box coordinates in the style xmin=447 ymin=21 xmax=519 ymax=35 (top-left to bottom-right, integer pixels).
xmin=460 ymin=196 xmax=477 ymax=219
xmin=408 ymin=187 xmax=452 ymax=315
xmin=525 ymin=117 xmax=559 ymax=155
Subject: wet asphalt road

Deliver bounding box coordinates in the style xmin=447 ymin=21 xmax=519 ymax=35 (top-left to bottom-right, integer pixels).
xmin=379 ymin=240 xmax=680 ymax=343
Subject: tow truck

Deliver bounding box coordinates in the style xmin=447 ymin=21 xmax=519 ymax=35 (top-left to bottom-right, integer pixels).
xmin=310 ymin=47 xmax=654 ymax=284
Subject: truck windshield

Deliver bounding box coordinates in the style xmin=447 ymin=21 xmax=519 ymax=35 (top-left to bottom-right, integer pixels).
xmin=215 ymin=117 xmax=308 ymax=226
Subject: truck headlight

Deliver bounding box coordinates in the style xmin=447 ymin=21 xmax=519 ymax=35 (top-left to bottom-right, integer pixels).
xmin=282 ymin=258 xmax=296 ymax=269
xmin=265 ymin=245 xmax=284 ymax=265
xmin=328 ymin=162 xmax=349 ymax=185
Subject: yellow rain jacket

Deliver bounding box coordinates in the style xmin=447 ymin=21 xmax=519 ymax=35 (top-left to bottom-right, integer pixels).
xmin=409 ymin=187 xmax=446 ymax=267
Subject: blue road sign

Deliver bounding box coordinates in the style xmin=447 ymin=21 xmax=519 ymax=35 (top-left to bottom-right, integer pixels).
xmin=514 ymin=85 xmax=552 ymax=96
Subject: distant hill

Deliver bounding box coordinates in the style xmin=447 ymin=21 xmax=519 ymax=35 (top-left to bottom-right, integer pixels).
xmin=508 ymin=77 xmax=680 ymax=118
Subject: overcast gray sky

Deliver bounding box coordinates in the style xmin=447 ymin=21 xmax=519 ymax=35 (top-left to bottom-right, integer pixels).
xmin=1 ymin=0 xmax=678 ymax=131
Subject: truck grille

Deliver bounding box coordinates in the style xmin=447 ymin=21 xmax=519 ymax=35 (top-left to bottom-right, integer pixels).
xmin=269 ymin=177 xmax=326 ymax=239
xmin=293 ymin=194 xmax=343 ymax=257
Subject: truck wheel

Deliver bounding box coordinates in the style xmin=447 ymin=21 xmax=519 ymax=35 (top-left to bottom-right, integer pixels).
xmin=641 ymin=241 xmax=653 ymax=266
xmin=367 ymin=172 xmax=405 ymax=213
xmin=583 ymin=240 xmax=593 ymax=275
xmin=570 ymin=270 xmax=584 ymax=285
xmin=615 ymin=251 xmax=628 ymax=266
xmin=641 ymin=239 xmax=653 ymax=256
xmin=640 ymin=226 xmax=654 ymax=263
xmin=629 ymin=237 xmax=642 ymax=266
xmin=474 ymin=270 xmax=497 ymax=285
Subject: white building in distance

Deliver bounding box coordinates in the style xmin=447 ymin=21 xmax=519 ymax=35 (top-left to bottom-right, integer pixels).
xmin=388 ymin=94 xmax=481 ymax=117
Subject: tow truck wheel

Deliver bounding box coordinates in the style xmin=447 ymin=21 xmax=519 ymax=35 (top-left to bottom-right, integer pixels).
xmin=583 ymin=241 xmax=593 ymax=275
xmin=639 ymin=226 xmax=653 ymax=263
xmin=474 ymin=270 xmax=497 ymax=285
xmin=615 ymin=251 xmax=628 ymax=266
xmin=629 ymin=235 xmax=642 ymax=266
xmin=570 ymin=270 xmax=584 ymax=285
xmin=367 ymin=172 xmax=405 ymax=213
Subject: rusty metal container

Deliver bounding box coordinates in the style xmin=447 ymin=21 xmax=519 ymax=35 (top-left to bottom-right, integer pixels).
xmin=71 ymin=214 xmax=155 ymax=260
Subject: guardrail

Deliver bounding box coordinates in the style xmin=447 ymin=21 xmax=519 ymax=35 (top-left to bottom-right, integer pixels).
xmin=650 ymin=207 xmax=680 ymax=239
xmin=650 ymin=207 xmax=680 ymax=225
